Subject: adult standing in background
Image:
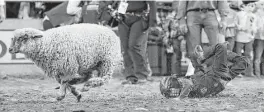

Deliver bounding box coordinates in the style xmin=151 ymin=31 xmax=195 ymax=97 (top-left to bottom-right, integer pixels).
xmin=111 ymin=1 xmax=157 ymax=85
xmin=0 ymin=0 xmax=6 ymax=23
xmin=176 ymin=1 xmax=229 ymax=75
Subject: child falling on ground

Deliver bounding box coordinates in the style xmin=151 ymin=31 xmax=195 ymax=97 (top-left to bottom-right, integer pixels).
xmin=160 ymin=42 xmax=250 ymax=100
xmin=234 ymin=1 xmax=258 ymax=77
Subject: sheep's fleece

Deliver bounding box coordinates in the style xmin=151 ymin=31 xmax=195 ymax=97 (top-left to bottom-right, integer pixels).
xmin=13 ymin=23 xmax=122 ymax=81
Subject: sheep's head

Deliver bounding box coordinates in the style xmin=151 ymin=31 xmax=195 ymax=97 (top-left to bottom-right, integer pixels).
xmin=9 ymin=28 xmax=43 ymax=54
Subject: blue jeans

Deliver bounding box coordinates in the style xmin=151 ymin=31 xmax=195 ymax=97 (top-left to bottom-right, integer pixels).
xmin=225 ymin=37 xmax=235 ymax=51
xmin=234 ymin=41 xmax=253 ymax=76
xmin=186 ymin=11 xmax=220 ymax=73
xmin=253 ymin=39 xmax=264 ymax=76
xmin=186 ymin=11 xmax=219 ymax=57
xmin=166 ymin=38 xmax=182 ymax=76
xmin=118 ymin=15 xmax=150 ymax=80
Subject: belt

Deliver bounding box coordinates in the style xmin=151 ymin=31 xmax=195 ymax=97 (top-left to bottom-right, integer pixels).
xmin=188 ymin=8 xmax=215 ymax=13
xmin=126 ymin=11 xmax=149 ymax=17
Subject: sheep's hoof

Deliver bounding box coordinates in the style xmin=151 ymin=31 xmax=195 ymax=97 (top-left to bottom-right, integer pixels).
xmin=56 ymin=95 xmax=65 ymax=101
xmin=86 ymin=78 xmax=104 ymax=87
xmin=55 ymin=86 xmax=60 ymax=89
xmin=81 ymin=86 xmax=91 ymax=92
xmin=76 ymin=94 xmax=82 ymax=102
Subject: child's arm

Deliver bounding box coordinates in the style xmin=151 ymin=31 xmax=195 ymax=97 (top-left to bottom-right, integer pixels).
xmin=173 ymin=78 xmax=193 ymax=101
xmin=234 ymin=12 xmax=246 ymax=31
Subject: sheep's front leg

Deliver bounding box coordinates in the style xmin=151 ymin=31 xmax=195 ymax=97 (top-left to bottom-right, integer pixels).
xmin=56 ymin=81 xmax=67 ymax=101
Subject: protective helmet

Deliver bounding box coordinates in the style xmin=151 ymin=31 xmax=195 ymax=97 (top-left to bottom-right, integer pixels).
xmin=160 ymin=75 xmax=183 ymax=98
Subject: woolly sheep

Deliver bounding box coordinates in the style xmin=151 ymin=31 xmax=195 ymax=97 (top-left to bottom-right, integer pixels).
xmin=9 ymin=23 xmax=122 ymax=102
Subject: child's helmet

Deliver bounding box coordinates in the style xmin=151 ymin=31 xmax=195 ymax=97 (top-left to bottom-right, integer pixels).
xmin=160 ymin=75 xmax=183 ymax=98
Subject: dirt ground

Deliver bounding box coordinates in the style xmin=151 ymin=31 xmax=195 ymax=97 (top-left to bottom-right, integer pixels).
xmin=1 ymin=71 xmax=264 ymax=112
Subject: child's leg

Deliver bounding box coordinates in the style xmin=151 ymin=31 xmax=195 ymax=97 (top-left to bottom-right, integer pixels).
xmin=206 ymin=43 xmax=230 ymax=81
xmin=253 ymin=39 xmax=264 ymax=77
xmin=226 ymin=37 xmax=235 ymax=51
xmin=244 ymin=41 xmax=254 ymax=76
xmin=197 ymin=43 xmax=230 ymax=81
xmin=234 ymin=42 xmax=244 ymax=55
xmin=227 ymin=51 xmax=250 ymax=79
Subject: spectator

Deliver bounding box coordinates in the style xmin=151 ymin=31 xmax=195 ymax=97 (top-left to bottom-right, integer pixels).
xmin=224 ymin=0 xmax=243 ymax=51
xmin=176 ymin=1 xmax=229 ymax=75
xmin=234 ymin=1 xmax=258 ymax=77
xmin=31 ymin=2 xmax=46 ymax=19
xmin=18 ymin=2 xmax=30 ymax=19
xmin=105 ymin=1 xmax=157 ymax=85
xmin=253 ymin=1 xmax=264 ymax=78
xmin=0 ymin=0 xmax=5 ymax=23
xmin=81 ymin=1 xmax=99 ymax=24
xmin=156 ymin=1 xmax=184 ymax=76
xmin=43 ymin=0 xmax=84 ymax=30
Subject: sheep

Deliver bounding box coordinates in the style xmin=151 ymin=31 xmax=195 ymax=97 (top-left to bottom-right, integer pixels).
xmin=9 ymin=23 xmax=122 ymax=102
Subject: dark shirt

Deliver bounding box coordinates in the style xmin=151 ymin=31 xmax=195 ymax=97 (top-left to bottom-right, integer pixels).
xmin=100 ymin=1 xmax=157 ymax=27
xmin=126 ymin=1 xmax=157 ymax=27
xmin=45 ymin=2 xmax=76 ymax=27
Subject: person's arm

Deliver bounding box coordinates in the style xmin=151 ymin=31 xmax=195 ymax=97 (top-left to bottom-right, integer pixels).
xmin=217 ymin=1 xmax=229 ymax=21
xmin=175 ymin=1 xmax=187 ymax=25
xmin=0 ymin=0 xmax=6 ymax=22
xmin=67 ymin=0 xmax=82 ymax=15
xmin=147 ymin=1 xmax=157 ymax=27
xmin=252 ymin=14 xmax=259 ymax=34
xmin=174 ymin=78 xmax=193 ymax=100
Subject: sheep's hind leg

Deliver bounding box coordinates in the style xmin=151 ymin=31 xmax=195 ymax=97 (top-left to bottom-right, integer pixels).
xmin=67 ymin=85 xmax=82 ymax=102
xmin=85 ymin=60 xmax=113 ymax=87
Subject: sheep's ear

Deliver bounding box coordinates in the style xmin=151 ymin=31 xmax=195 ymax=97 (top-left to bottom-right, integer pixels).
xmin=32 ymin=34 xmax=43 ymax=38
xmin=24 ymin=34 xmax=30 ymax=38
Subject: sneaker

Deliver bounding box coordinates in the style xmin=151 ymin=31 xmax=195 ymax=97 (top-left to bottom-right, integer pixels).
xmin=146 ymin=76 xmax=154 ymax=82
xmin=121 ymin=76 xmax=138 ymax=85
xmin=193 ymin=45 xmax=205 ymax=64
xmin=135 ymin=76 xmax=155 ymax=84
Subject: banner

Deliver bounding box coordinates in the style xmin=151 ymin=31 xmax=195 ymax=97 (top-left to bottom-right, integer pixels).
xmin=0 ymin=31 xmax=33 ymax=64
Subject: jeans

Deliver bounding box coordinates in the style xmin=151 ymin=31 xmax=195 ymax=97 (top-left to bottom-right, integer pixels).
xmin=166 ymin=38 xmax=182 ymax=76
xmin=118 ymin=15 xmax=150 ymax=79
xmin=253 ymin=39 xmax=264 ymax=76
xmin=186 ymin=11 xmax=219 ymax=57
xmin=234 ymin=41 xmax=253 ymax=76
xmin=186 ymin=11 xmax=220 ymax=73
xmin=189 ymin=43 xmax=229 ymax=98
xmin=225 ymin=37 xmax=235 ymax=51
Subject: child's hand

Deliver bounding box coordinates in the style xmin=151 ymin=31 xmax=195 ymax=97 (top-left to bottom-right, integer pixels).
xmin=173 ymin=97 xmax=193 ymax=103
xmin=173 ymin=97 xmax=182 ymax=102
xmin=178 ymin=35 xmax=184 ymax=41
xmin=162 ymin=36 xmax=169 ymax=46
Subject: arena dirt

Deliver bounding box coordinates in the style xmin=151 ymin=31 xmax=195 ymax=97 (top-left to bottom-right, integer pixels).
xmin=0 ymin=72 xmax=264 ymax=112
